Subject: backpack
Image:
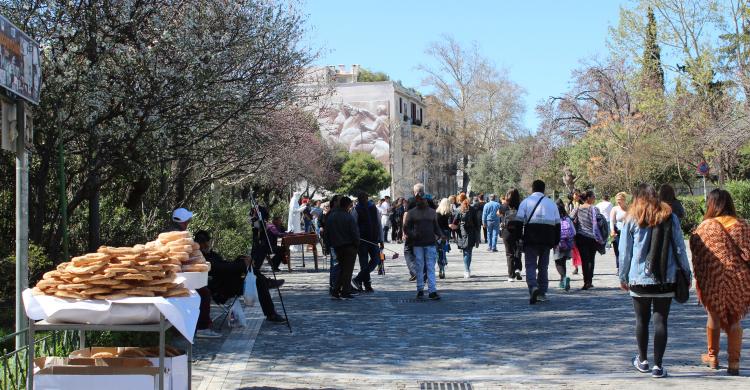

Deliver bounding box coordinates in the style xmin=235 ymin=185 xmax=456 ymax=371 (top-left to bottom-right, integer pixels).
xmin=559 ymin=217 xmax=576 ymax=251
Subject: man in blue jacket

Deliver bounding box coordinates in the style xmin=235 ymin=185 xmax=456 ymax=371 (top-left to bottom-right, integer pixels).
xmin=482 ymin=194 xmax=502 ymax=252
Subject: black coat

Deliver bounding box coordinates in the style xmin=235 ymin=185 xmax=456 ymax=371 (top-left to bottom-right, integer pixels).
xmin=453 ymin=208 xmax=479 ymax=249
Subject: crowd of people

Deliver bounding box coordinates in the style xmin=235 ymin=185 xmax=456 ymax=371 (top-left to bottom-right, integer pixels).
xmin=171 ymin=178 xmax=749 ymax=378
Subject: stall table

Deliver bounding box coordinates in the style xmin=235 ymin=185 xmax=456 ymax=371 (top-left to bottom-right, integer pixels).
xmin=281 ymin=233 xmax=319 ymax=271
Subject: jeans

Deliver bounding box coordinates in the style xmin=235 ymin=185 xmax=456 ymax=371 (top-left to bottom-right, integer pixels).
xmin=462 ymin=247 xmax=473 ymax=272
xmin=413 ymin=245 xmax=437 ymax=293
xmin=354 ymin=241 xmax=380 ymax=284
xmin=486 ymin=221 xmax=499 ymax=250
xmin=612 ymin=232 xmax=621 ymax=269
xmin=524 ymin=245 xmax=551 ymax=294
xmin=196 ymin=286 xmax=212 ymax=330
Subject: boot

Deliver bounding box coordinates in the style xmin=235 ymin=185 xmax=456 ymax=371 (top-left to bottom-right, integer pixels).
xmin=701 ymin=326 xmax=720 ymax=369
xmin=727 ymin=326 xmax=743 ymax=376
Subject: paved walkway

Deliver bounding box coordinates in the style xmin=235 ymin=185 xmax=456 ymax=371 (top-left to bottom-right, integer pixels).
xmin=192 ymin=241 xmax=749 ymax=389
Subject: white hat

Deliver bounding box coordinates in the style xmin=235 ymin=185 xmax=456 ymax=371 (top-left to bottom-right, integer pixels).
xmin=172 ymin=208 xmax=194 ymax=223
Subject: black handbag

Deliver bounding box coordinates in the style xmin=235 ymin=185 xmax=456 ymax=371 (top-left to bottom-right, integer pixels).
xmin=671 ymin=237 xmax=690 ymax=304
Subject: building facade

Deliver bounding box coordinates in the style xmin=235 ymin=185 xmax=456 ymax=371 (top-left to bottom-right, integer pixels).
xmin=314 ymin=65 xmax=457 ymax=198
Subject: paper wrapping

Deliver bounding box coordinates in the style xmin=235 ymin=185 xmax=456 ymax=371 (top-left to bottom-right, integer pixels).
xmin=22 ymin=289 xmax=201 ymax=343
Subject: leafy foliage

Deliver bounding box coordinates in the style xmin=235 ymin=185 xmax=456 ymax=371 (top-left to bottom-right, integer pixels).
xmin=726 ymin=180 xmax=750 ymax=219
xmin=357 ymin=68 xmax=390 ymax=82
xmin=335 ymin=152 xmax=391 ymax=196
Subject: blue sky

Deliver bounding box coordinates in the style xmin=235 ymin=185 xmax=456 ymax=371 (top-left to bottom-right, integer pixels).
xmin=302 ymin=0 xmax=625 ymax=132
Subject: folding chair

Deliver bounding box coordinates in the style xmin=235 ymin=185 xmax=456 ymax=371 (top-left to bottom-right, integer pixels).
xmin=211 ymin=292 xmax=240 ymax=331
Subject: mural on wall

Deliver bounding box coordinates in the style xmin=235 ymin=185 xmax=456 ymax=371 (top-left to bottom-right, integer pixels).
xmin=318 ymin=101 xmax=390 ymax=166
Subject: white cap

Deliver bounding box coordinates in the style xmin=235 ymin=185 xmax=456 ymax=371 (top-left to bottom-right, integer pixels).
xmin=172 ymin=208 xmax=194 ymax=223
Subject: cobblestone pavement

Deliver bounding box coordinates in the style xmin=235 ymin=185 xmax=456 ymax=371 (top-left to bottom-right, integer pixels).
xmin=193 ymin=241 xmax=749 ymax=389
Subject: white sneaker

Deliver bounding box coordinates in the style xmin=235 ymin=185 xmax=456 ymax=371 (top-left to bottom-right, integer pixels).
xmin=507 ymin=277 xmax=515 ymax=282
xmin=196 ymin=329 xmax=222 ymax=338
xmin=463 ymin=271 xmax=470 ymax=279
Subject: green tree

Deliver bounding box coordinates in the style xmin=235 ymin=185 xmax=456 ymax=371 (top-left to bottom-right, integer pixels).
xmin=357 ymin=68 xmax=390 ymax=82
xmin=468 ymin=144 xmax=524 ymax=195
xmin=336 ymin=152 xmax=391 ymax=196
xmin=642 ymin=7 xmax=665 ymax=91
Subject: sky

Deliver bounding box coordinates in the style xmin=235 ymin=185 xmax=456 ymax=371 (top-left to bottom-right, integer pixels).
xmin=302 ymin=0 xmax=626 ymax=132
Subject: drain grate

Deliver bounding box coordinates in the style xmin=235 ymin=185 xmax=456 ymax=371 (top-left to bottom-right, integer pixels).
xmin=394 ymin=298 xmax=430 ymax=303
xmin=419 ymin=382 xmax=472 ymax=390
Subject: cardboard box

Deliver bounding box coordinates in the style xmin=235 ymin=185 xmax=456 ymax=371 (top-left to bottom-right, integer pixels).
xmin=69 ymin=347 xmax=188 ymax=390
xmin=34 ymin=358 xmax=160 ymax=390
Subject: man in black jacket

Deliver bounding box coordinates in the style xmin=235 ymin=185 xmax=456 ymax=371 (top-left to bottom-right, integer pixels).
xmin=351 ymin=191 xmax=383 ymax=293
xmin=327 ymin=196 xmax=360 ymax=299
xmin=196 ymin=230 xmax=286 ymax=323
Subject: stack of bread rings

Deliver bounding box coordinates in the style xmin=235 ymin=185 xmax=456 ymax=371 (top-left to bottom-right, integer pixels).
xmin=32 ymin=231 xmax=208 ymax=300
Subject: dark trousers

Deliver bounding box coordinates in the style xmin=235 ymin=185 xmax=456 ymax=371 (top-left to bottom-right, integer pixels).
xmin=383 ymin=226 xmax=390 ymax=242
xmin=633 ymin=296 xmax=672 ymax=367
xmin=354 ymin=241 xmax=380 ymax=284
xmin=332 ymin=245 xmax=357 ymax=295
xmin=575 ymin=235 xmax=598 ymax=286
xmin=524 ymin=245 xmax=551 ymax=294
xmin=612 ymin=232 xmax=621 ymax=269
xmin=391 ymin=222 xmax=402 ymax=242
xmin=502 ymin=237 xmax=521 ymax=278
xmin=253 ymin=268 xmax=276 ymax=317
xmin=197 ymin=286 xmax=212 ymax=330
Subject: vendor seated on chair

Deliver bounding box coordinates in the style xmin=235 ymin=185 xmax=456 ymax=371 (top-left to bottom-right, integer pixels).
xmin=194 ymin=230 xmax=248 ymax=304
xmin=194 ymin=230 xmax=287 ymax=324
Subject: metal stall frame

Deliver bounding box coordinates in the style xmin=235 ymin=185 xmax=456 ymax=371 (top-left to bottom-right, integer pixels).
xmin=26 ymin=314 xmax=192 ymax=390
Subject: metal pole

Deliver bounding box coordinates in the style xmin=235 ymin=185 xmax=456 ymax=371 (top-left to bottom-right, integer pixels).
xmin=703 ymin=175 xmax=707 ymax=203
xmin=15 ymin=101 xmax=28 ymax=350
xmin=58 ymin=109 xmax=69 ymax=261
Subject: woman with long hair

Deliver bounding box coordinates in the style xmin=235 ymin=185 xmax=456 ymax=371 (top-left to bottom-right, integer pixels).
xmin=619 ymin=184 xmax=692 ymax=378
xmin=451 ymin=199 xmax=479 ymax=279
xmin=500 ymin=188 xmax=523 ymax=282
xmin=436 ymin=198 xmax=453 ymax=279
xmin=571 ymin=190 xmax=604 ymax=290
xmin=689 ymin=189 xmax=750 ymax=375
xmin=658 ymin=184 xmax=685 ymax=220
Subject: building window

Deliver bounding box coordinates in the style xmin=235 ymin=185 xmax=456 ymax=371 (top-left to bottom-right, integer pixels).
xmin=419 ymin=108 xmax=423 ymax=122
xmin=411 ymin=102 xmax=416 ymax=120
xmin=399 ymin=97 xmax=402 ymax=113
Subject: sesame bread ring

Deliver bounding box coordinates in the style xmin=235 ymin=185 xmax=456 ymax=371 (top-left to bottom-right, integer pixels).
xmin=56 ymin=262 xmax=71 ymax=272
xmin=168 ymin=253 xmax=189 ymax=262
xmin=110 ymin=283 xmax=135 ymax=289
xmin=36 ymin=279 xmax=60 ymax=289
xmin=163 ymin=287 xmax=190 ymax=298
xmin=87 ymin=278 xmax=121 ymax=286
xmin=161 ymin=264 xmax=182 ymax=273
xmin=55 ymin=290 xmax=87 ymax=300
xmin=42 ymin=270 xmax=60 ymax=280
xmin=80 ymin=287 xmax=112 ymax=296
xmin=140 ymin=264 xmax=164 ymax=271
xmin=141 ymin=285 xmax=169 ymax=293
xmin=115 ymin=273 xmax=152 ymax=281
xmin=91 ymin=352 xmax=116 ymax=358
xmin=158 ymin=231 xmax=190 ymax=242
xmin=124 ymin=289 xmax=155 ymax=297
xmin=66 ymin=263 xmax=107 ymax=275
xmin=167 ymin=244 xmax=193 ymax=253
xmin=93 ymin=293 xmax=128 ymax=300
xmin=72 ymin=273 xmax=109 ymax=283
xmin=58 ymin=283 xmax=89 ymax=290
xmin=165 ymin=238 xmax=193 ymax=247
xmin=31 ymin=287 xmax=46 ymax=296
xmin=145 ymin=273 xmax=176 ymax=285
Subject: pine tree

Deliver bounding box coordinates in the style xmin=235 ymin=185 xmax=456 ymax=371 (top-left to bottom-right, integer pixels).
xmin=642 ymin=7 xmax=665 ymax=92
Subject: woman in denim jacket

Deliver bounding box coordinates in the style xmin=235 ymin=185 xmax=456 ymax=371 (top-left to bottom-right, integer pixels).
xmin=618 ymin=184 xmax=692 ymax=378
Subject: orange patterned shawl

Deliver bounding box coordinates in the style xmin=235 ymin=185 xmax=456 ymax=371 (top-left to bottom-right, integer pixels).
xmin=689 ymin=218 xmax=750 ymax=328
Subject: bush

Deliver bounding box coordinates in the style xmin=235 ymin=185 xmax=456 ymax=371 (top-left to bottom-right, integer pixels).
xmin=190 ymin=197 xmax=253 ymax=258
xmin=678 ymin=195 xmax=704 ymax=234
xmin=0 ymin=243 xmax=53 ymax=328
xmin=726 ymin=180 xmax=750 ymax=219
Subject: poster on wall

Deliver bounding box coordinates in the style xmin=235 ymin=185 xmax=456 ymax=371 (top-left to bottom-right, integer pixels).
xmin=318 ymin=101 xmax=390 ymax=166
xmin=0 ymin=14 xmax=41 ymax=105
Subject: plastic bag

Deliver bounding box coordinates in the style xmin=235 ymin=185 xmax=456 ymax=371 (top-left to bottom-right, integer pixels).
xmin=230 ymin=298 xmax=248 ymax=327
xmin=243 ymin=268 xmax=257 ymax=307
xmin=572 ymin=245 xmax=582 ymax=267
